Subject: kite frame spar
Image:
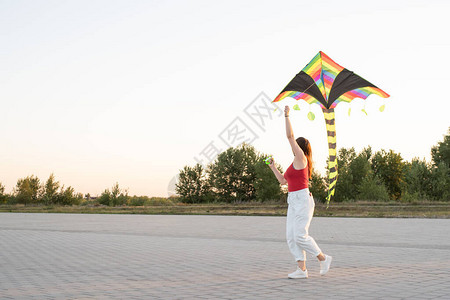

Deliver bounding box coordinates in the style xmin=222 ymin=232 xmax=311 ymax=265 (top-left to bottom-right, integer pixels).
xmin=272 ymin=51 xmax=390 ymax=206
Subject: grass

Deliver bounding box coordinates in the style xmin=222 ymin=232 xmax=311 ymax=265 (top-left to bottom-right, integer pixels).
xmin=1 ymin=201 xmax=449 ymax=218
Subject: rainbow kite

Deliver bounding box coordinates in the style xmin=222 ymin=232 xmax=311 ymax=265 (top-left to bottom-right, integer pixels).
xmin=273 ymin=51 xmax=390 ymax=206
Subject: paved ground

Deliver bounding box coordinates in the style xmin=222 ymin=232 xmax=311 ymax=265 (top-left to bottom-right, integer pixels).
xmin=0 ymin=213 xmax=449 ymax=299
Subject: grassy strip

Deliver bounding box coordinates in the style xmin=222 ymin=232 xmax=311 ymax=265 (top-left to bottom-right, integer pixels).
xmin=1 ymin=202 xmax=449 ymax=218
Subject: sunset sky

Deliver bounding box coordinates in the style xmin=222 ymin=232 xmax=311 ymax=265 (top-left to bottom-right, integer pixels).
xmin=1 ymin=0 xmax=449 ymax=197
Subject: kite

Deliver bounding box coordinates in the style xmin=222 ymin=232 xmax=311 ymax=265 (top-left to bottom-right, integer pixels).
xmin=272 ymin=51 xmax=390 ymax=206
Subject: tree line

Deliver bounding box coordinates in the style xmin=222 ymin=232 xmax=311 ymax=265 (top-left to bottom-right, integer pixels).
xmin=0 ymin=176 xmax=173 ymax=206
xmin=175 ymin=127 xmax=450 ymax=203
xmin=0 ymin=174 xmax=84 ymax=205
xmin=1 ymin=127 xmax=449 ymax=206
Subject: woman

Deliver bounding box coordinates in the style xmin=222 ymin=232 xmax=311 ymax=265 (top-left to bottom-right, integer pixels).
xmin=268 ymin=105 xmax=332 ymax=279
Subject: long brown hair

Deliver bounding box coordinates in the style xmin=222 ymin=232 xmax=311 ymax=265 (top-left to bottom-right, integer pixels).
xmin=296 ymin=137 xmax=312 ymax=179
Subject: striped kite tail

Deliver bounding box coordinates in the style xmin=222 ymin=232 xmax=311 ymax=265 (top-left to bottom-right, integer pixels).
xmin=322 ymin=108 xmax=337 ymax=208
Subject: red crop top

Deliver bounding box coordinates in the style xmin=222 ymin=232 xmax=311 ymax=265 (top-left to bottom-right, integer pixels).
xmin=283 ymin=162 xmax=309 ymax=192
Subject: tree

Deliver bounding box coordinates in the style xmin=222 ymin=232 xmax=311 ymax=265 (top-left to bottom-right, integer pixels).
xmin=253 ymin=151 xmax=283 ymax=202
xmin=334 ymin=147 xmax=357 ymax=201
xmin=0 ymin=182 xmax=8 ymax=204
xmin=431 ymin=127 xmax=450 ymax=168
xmin=42 ymin=173 xmax=60 ymax=205
xmin=176 ymin=143 xmax=283 ymax=203
xmin=176 ymin=163 xmax=211 ymax=203
xmin=429 ymin=162 xmax=450 ymax=201
xmin=349 ymin=147 xmax=373 ymax=189
xmin=97 ymin=189 xmax=110 ymax=206
xmin=110 ymin=183 xmax=128 ymax=206
xmin=429 ymin=128 xmax=450 ymax=201
xmin=309 ymin=169 xmax=328 ymax=203
xmin=402 ymin=158 xmax=432 ymax=200
xmin=14 ymin=175 xmax=41 ymax=204
xmin=332 ymin=146 xmax=387 ymax=202
xmin=371 ymin=149 xmax=405 ymax=200
xmin=207 ymin=143 xmax=258 ymax=203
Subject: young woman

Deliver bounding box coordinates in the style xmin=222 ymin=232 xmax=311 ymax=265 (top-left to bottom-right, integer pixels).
xmin=268 ymin=105 xmax=332 ymax=279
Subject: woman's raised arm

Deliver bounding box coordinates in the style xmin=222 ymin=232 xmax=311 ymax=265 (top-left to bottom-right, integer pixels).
xmin=285 ymin=106 xmax=305 ymax=159
xmin=285 ymin=106 xmax=294 ymax=138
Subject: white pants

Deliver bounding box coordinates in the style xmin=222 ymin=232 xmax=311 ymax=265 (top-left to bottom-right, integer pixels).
xmin=286 ymin=188 xmax=322 ymax=262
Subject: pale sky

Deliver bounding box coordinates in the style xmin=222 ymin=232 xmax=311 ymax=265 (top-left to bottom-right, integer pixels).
xmin=1 ymin=0 xmax=449 ymax=197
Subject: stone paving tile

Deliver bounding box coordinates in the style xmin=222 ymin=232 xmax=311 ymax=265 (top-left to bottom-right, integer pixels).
xmin=0 ymin=213 xmax=449 ymax=299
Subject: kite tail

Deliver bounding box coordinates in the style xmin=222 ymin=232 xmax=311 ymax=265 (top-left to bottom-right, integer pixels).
xmin=322 ymin=108 xmax=337 ymax=208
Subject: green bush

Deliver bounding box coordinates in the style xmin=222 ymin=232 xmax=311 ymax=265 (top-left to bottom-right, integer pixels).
xmin=56 ymin=186 xmax=82 ymax=205
xmin=97 ymin=190 xmax=110 ymax=206
xmin=127 ymin=196 xmax=147 ymax=206
xmin=144 ymin=197 xmax=177 ymax=206
xmin=97 ymin=183 xmax=129 ymax=206
xmin=126 ymin=196 xmax=178 ymax=206
xmin=357 ymin=175 xmax=390 ymax=201
xmin=6 ymin=195 xmax=18 ymax=205
xmin=401 ymin=191 xmax=422 ymax=203
xmin=79 ymin=198 xmax=97 ymax=206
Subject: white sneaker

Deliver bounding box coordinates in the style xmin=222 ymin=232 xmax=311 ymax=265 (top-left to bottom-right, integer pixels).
xmin=288 ymin=267 xmax=308 ymax=279
xmin=320 ymin=254 xmax=332 ymax=275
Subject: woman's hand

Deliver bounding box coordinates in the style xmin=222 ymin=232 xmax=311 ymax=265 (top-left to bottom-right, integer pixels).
xmin=284 ymin=105 xmax=290 ymax=117
xmin=267 ymin=157 xmax=275 ymax=168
